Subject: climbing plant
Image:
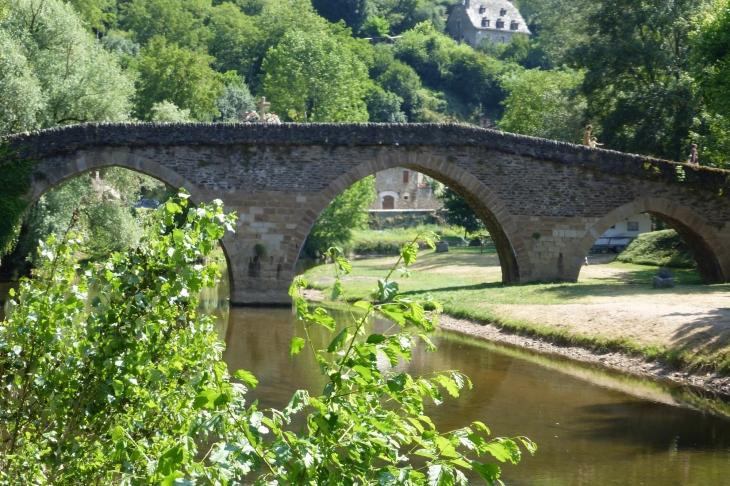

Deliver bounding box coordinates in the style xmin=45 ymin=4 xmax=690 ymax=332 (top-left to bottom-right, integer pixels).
xmin=0 ymin=141 xmax=36 ymax=258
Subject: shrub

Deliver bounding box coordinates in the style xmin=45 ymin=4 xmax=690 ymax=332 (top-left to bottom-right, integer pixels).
xmin=616 ymin=229 xmax=696 ymax=268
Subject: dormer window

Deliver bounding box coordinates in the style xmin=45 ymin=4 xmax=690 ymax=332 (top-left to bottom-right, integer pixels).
xmin=510 ymin=21 xmax=519 ymax=30
xmin=481 ymin=18 xmax=489 ymax=27
xmin=496 ymin=20 xmax=504 ymax=28
xmin=500 ymin=8 xmax=507 ymax=16
xmin=479 ymin=5 xmax=486 ymax=13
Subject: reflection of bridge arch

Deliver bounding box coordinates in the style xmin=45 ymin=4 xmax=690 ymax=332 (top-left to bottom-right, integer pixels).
xmin=576 ymin=198 xmax=730 ymax=283
xmin=295 ymin=152 xmax=527 ymax=285
xmin=24 ymin=148 xmax=237 ymax=296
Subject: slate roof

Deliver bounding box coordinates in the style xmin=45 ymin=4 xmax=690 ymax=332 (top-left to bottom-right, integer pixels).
xmin=457 ymin=0 xmax=531 ymax=36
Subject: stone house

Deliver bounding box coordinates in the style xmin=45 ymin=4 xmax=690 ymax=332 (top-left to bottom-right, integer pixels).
xmin=446 ymin=0 xmax=531 ymax=46
xmin=369 ymin=168 xmax=442 ymax=210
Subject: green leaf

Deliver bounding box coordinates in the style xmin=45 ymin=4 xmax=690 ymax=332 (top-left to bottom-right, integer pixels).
xmin=484 ymin=439 xmax=521 ymax=464
xmin=289 ymin=337 xmax=306 ymax=361
xmin=336 ymin=257 xmax=352 ymax=274
xmin=193 ymin=389 xmax=220 ymax=410
xmin=380 ymin=304 xmax=406 ymax=327
xmin=234 ymin=369 xmax=259 ymax=389
xmin=375 ymin=279 xmax=399 ymax=302
xmin=289 ymin=275 xmax=307 ymax=297
xmin=366 ymin=333 xmax=386 ymax=344
xmin=473 ymin=421 xmax=491 ymax=435
xmin=401 ymin=242 xmax=419 ymax=266
xmin=436 ymin=375 xmax=460 ymax=398
xmin=427 ymin=464 xmax=455 ymax=486
xmin=331 ymin=279 xmax=343 ymax=300
xmin=326 ymin=327 xmax=349 ymax=353
xmin=310 ymin=308 xmax=336 ymax=331
xmin=471 ymin=461 xmax=501 ymax=485
xmin=353 ymin=300 xmax=374 ymax=312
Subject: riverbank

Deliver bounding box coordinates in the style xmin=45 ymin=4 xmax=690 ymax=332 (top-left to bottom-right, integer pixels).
xmin=302 ymin=246 xmax=730 ymax=394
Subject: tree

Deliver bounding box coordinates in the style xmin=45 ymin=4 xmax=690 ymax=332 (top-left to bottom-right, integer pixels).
xmin=303 ymin=176 xmax=377 ymax=256
xmin=365 ymin=83 xmax=408 ymax=122
xmin=499 ymin=67 xmax=586 ymax=143
xmin=1 ymin=196 xmax=535 ymax=483
xmin=119 ymin=0 xmax=212 ymax=50
xmin=261 ymin=29 xmax=370 ymax=122
xmin=362 ymin=15 xmax=390 ymax=37
xmin=215 ymin=77 xmax=257 ymax=121
xmin=439 ymin=187 xmax=485 ymax=237
xmin=207 ymin=2 xmax=262 ymax=80
xmin=150 ymin=100 xmax=193 ymax=122
xmin=135 ymin=36 xmax=224 ymax=121
xmin=0 ymin=0 xmax=134 ymax=134
xmin=570 ymin=0 xmax=711 ymax=159
xmin=311 ymin=0 xmax=371 ymax=33
xmin=377 ymin=60 xmax=424 ymax=120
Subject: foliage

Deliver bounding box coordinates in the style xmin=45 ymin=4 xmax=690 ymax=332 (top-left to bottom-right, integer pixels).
xmin=0 ymin=143 xmax=35 ymax=259
xmin=692 ymin=0 xmax=730 ymax=117
xmin=303 ymin=176 xmax=377 ymax=257
xmin=135 ymin=36 xmax=224 ymax=121
xmin=570 ymin=0 xmax=711 ymax=160
xmin=365 ymin=83 xmax=408 ymax=122
xmin=438 ymin=188 xmax=486 ymax=237
xmin=312 ymin=0 xmax=371 ymax=33
xmin=0 ymin=0 xmax=134 ymax=135
xmin=1 ymin=195 xmax=535 ymax=484
xmin=215 ymin=77 xmax=257 ymax=122
xmin=150 ymin=101 xmax=193 ymax=122
xmin=261 ymin=29 xmax=370 ymax=122
xmin=362 ymin=15 xmax=391 ymax=37
xmin=499 ymin=67 xmax=586 ymax=143
xmin=616 ymin=229 xmax=697 ymax=268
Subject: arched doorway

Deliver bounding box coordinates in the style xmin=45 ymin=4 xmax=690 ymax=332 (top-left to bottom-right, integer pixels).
xmin=382 ymin=195 xmax=395 ymax=210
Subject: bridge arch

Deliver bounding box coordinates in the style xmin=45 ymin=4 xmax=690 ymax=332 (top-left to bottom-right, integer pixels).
xmin=291 ymin=150 xmax=527 ymax=285
xmin=23 ymin=148 xmax=236 ymax=294
xmin=577 ymin=198 xmax=730 ymax=284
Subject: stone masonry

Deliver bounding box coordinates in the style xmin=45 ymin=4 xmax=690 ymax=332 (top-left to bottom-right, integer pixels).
xmin=4 ymin=123 xmax=730 ymax=305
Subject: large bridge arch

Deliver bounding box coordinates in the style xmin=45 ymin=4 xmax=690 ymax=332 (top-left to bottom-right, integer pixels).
xmin=576 ymin=198 xmax=730 ymax=283
xmin=290 ymin=151 xmax=528 ymax=284
xmin=23 ymin=147 xmax=238 ymax=295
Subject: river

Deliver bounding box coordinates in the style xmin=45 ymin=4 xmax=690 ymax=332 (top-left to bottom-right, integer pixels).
xmin=3 ymin=278 xmax=730 ymax=484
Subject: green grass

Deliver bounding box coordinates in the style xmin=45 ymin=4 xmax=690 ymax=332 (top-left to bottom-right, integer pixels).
xmin=617 ymin=229 xmax=696 ymax=268
xmin=303 ymin=246 xmax=730 ymax=374
xmin=350 ymin=225 xmax=471 ymax=255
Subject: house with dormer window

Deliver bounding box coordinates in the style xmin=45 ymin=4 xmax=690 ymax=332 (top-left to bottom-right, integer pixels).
xmin=446 ymin=0 xmax=531 ymax=46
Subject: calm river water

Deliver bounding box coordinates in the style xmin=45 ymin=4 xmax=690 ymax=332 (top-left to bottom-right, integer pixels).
xmin=3 ymin=279 xmax=730 ymax=485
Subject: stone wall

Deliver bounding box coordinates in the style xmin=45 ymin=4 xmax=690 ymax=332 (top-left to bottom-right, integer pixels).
xmin=4 ymin=122 xmax=730 ymax=304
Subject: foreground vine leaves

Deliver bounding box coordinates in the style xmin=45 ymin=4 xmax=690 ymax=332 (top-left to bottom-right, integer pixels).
xmin=0 ymin=194 xmax=535 ymax=485
xmin=280 ymin=232 xmax=536 ymax=485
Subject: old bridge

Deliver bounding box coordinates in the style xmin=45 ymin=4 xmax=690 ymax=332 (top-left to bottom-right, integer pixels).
xmin=4 ymin=123 xmax=730 ymax=304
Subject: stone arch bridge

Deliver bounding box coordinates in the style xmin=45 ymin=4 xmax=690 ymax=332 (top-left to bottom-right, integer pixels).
xmin=4 ymin=123 xmax=730 ymax=304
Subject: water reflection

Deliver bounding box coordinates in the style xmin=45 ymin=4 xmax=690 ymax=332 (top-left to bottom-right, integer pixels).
xmin=222 ymin=307 xmax=730 ymax=486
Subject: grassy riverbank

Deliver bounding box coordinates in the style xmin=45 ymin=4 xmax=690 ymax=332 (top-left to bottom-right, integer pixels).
xmin=302 ymin=247 xmax=730 ymax=374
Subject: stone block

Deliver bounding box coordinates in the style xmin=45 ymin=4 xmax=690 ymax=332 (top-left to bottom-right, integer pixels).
xmin=652 ymin=276 xmax=675 ymax=289
xmin=435 ymin=242 xmax=449 ymax=253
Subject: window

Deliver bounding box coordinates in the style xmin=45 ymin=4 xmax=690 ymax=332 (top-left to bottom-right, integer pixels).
xmin=500 ymin=8 xmax=507 ymax=15
xmin=510 ymin=21 xmax=519 ymax=30
xmin=403 ymin=170 xmax=409 ymax=183
xmin=457 ymin=20 xmax=461 ymax=29
xmin=627 ymin=222 xmax=639 ymax=232
xmin=481 ymin=18 xmax=489 ymax=27
xmin=496 ymin=20 xmax=504 ymax=28
xmin=479 ymin=5 xmax=485 ymax=13
xmin=500 ymin=36 xmax=505 ymax=43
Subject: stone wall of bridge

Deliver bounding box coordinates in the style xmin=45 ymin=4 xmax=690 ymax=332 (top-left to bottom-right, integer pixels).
xmin=4 ymin=123 xmax=730 ymax=304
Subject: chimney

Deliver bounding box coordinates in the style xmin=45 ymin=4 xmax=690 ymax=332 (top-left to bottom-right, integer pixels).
xmin=464 ymin=0 xmax=470 ymax=7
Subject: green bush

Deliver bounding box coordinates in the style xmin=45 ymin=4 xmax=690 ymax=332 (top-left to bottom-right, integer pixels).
xmin=616 ymin=229 xmax=696 ymax=268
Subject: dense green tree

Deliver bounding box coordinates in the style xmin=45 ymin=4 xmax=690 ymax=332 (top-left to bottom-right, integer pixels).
xmin=365 ymin=84 xmax=408 ymax=122
xmin=693 ymin=0 xmax=730 ymax=116
xmin=499 ymin=67 xmax=586 ymax=143
xmin=571 ymin=0 xmax=711 ymax=159
xmin=439 ymin=187 xmax=485 ymax=238
xmin=119 ymin=0 xmax=212 ymax=49
xmin=135 ymin=36 xmax=224 ymax=120
xmin=362 ymin=15 xmax=391 ymax=36
xmin=0 ymin=0 xmax=134 ymax=134
xmin=311 ymin=0 xmax=371 ymax=33
xmin=66 ymin=0 xmax=117 ymax=31
xmin=261 ymin=29 xmax=370 ymax=122
xmin=215 ymin=77 xmax=257 ymax=121
xmin=303 ymin=177 xmax=377 ymax=257
xmin=377 ymin=60 xmax=424 ymax=119
xmin=149 ymin=100 xmax=193 ymax=121
xmin=207 ymin=2 xmax=261 ymax=79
